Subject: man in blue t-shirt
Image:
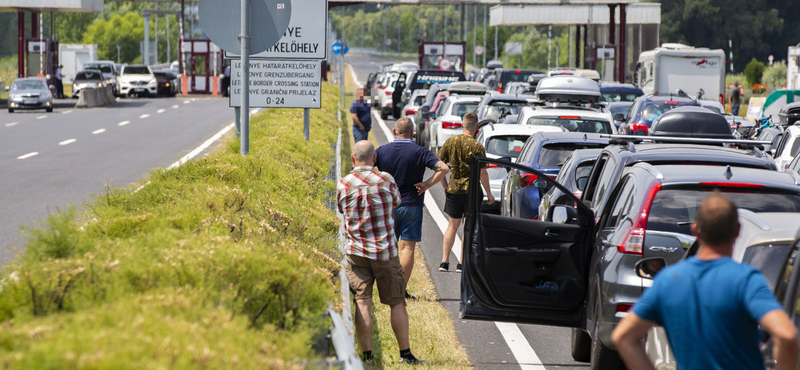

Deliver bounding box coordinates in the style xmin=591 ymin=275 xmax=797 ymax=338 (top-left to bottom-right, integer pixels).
xmin=612 ymin=193 xmax=798 ymax=370
xmin=375 ymin=118 xmax=449 ymax=299
xmin=350 ymin=88 xmax=372 ymax=142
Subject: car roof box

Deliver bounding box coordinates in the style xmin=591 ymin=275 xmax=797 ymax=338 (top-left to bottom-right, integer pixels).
xmin=447 ymin=81 xmax=487 ymax=94
xmin=535 ymin=75 xmax=600 ymax=104
xmin=486 ymin=60 xmax=503 ymax=69
xmin=649 ymin=106 xmax=734 ymax=139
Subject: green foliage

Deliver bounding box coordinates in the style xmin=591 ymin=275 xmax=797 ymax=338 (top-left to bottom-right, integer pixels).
xmin=82 ymin=13 xmax=145 ymax=63
xmin=763 ymin=60 xmax=787 ymax=89
xmin=0 ymin=84 xmax=346 ymax=367
xmin=744 ymin=58 xmax=767 ymax=86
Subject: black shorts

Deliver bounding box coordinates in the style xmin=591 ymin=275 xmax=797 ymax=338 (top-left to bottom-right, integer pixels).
xmin=444 ymin=193 xmax=469 ymax=219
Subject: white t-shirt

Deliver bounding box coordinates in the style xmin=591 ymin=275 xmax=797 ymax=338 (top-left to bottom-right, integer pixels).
xmin=56 ymin=68 xmax=62 ymax=80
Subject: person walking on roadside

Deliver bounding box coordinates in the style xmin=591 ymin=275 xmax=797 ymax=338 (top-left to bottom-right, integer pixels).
xmin=55 ymin=65 xmax=64 ymax=99
xmin=612 ymin=192 xmax=798 ymax=370
xmin=729 ymin=80 xmax=745 ymax=116
xmin=375 ymin=117 xmax=450 ymax=299
xmin=436 ymin=112 xmax=494 ymax=273
xmin=351 ymin=88 xmax=372 ymax=142
xmin=337 ymin=140 xmax=424 ymax=365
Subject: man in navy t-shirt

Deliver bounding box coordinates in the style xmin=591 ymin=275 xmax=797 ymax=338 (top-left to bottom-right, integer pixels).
xmin=350 ymin=88 xmax=372 ymax=142
xmin=612 ymin=193 xmax=798 ymax=370
xmin=375 ymin=118 xmax=449 ymax=299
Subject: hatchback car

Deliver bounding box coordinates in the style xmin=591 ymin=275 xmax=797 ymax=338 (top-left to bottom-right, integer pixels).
xmin=426 ymin=94 xmax=481 ymax=153
xmin=622 ymin=95 xmax=700 ymax=135
xmin=71 ymin=69 xmax=104 ymax=98
xmin=6 ymin=78 xmax=53 ymax=113
xmin=771 ymin=125 xmax=800 ymax=171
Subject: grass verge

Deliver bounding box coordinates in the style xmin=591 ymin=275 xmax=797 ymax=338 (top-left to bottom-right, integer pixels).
xmin=0 ymin=83 xmax=346 ymax=368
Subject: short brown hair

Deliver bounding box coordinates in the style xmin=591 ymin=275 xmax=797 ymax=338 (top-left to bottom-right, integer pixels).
xmin=694 ymin=192 xmax=739 ymax=245
xmin=395 ymin=117 xmax=414 ymax=136
xmin=463 ymin=112 xmax=478 ymax=130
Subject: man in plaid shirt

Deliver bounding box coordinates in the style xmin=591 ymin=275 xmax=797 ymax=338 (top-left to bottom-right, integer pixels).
xmin=337 ymin=140 xmax=423 ymax=365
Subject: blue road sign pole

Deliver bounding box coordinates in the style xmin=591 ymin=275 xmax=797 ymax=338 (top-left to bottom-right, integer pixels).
xmin=240 ymin=0 xmax=249 ymax=155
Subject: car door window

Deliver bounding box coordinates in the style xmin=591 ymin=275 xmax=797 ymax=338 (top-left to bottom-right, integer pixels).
xmin=601 ymin=177 xmax=635 ymax=229
xmin=790 ymin=156 xmax=800 ymax=174
xmin=591 ymin=156 xmax=618 ymax=206
xmin=791 ymin=138 xmax=800 ymax=158
xmin=583 ymin=154 xmax=609 ymax=203
xmin=776 ymin=132 xmax=792 ymax=157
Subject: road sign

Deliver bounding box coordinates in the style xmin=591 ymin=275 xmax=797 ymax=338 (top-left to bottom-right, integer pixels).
xmin=229 ymin=59 xmax=322 ymax=109
xmin=439 ymin=58 xmax=452 ymax=70
xmin=385 ymin=38 xmax=392 ymax=46
xmin=504 ymin=42 xmax=523 ymax=55
xmin=225 ymin=0 xmax=328 ymax=60
xmin=332 ymin=41 xmax=342 ymax=54
xmin=342 ymin=44 xmax=349 ymax=55
xmin=200 ymin=0 xmax=292 ymax=55
xmin=474 ymin=46 xmax=485 ymax=56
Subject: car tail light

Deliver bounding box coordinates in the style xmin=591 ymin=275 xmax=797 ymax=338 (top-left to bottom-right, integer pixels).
xmin=665 ymin=101 xmax=679 ymax=104
xmin=515 ymin=70 xmax=522 ymax=73
xmin=442 ymin=121 xmax=462 ymax=129
xmin=559 ymin=116 xmax=580 ymax=119
xmin=616 ymin=304 xmax=633 ymax=313
xmin=629 ymin=122 xmax=650 ymax=134
xmin=520 ymin=173 xmax=538 ymax=187
xmin=698 ymin=182 xmax=766 ymax=188
xmin=499 ymin=87 xmax=503 ymax=93
xmin=486 ymin=163 xmax=500 ymax=168
xmin=387 ymin=103 xmax=392 ymax=107
xmin=618 ymin=183 xmax=661 ymax=255
xmin=615 ymin=89 xmax=623 ymax=92
xmin=385 ymin=91 xmax=392 ymax=96
xmin=719 ymin=94 xmax=724 ymax=105
xmin=405 ymin=109 xmax=416 ymax=116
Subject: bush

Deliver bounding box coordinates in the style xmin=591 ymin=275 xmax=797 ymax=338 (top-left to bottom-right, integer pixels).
xmin=744 ymin=58 xmax=767 ymax=86
xmin=763 ymin=61 xmax=787 ymax=90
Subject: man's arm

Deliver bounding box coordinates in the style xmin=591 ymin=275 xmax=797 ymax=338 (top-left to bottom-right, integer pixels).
xmin=415 ymin=161 xmax=449 ymax=194
xmin=611 ymin=313 xmax=657 ymax=370
xmin=480 ymin=168 xmax=495 ymax=205
xmin=760 ymin=309 xmax=799 ymax=370
xmin=351 ymin=113 xmax=365 ymax=130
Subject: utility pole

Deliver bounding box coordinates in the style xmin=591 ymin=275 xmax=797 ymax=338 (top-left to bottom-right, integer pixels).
xmin=473 ymin=5 xmax=477 ymax=67
xmin=383 ymin=7 xmax=387 ymax=51
xmin=154 ymin=3 xmax=159 ymax=64
xmin=361 ymin=4 xmax=365 ymax=49
xmin=432 ymin=9 xmax=437 ymax=42
xmin=117 ymin=38 xmax=121 ymax=64
xmin=398 ymin=7 xmax=401 ymax=53
xmin=443 ymin=4 xmax=447 ymax=43
xmin=548 ymin=25 xmax=552 ymax=70
xmin=239 ymin=0 xmax=250 ymax=155
xmin=494 ymin=25 xmax=498 ymax=60
xmin=482 ymin=6 xmax=486 ymax=66
xmin=167 ymin=3 xmax=171 ymax=65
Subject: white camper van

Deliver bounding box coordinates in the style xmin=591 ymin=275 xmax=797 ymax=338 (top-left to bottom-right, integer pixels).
xmin=634 ymin=43 xmax=726 ymax=103
xmin=788 ymin=45 xmax=800 ymax=89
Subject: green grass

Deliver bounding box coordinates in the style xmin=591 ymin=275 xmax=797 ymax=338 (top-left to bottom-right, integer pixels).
xmin=0 ymin=83 xmax=347 ymax=368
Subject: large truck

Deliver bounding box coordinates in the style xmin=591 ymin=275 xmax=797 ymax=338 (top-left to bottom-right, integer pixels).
xmin=59 ymin=44 xmax=97 ymax=84
xmin=634 ymin=43 xmax=726 ymax=103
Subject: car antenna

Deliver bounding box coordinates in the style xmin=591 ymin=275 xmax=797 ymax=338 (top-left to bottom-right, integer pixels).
xmin=724 ymin=165 xmax=733 ymax=180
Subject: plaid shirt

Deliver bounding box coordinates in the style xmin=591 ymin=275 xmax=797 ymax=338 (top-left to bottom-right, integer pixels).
xmin=337 ymin=166 xmax=401 ymax=261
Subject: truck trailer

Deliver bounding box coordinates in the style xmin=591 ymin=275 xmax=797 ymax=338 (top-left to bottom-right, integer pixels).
xmin=634 ymin=43 xmax=726 ymax=103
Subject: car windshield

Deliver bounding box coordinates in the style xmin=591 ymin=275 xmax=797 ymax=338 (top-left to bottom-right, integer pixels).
xmin=84 ymin=64 xmax=113 ymax=74
xmin=602 ymin=92 xmax=642 ymax=102
xmin=502 ymin=71 xmax=537 ymax=84
xmin=639 ymin=102 xmax=692 ymax=122
xmin=123 ymin=66 xmax=150 ymax=75
xmin=610 ymin=105 xmax=631 ymax=117
xmin=486 ymin=135 xmax=528 ymax=158
xmin=741 ymin=243 xmax=791 ymax=289
xmin=452 ymin=102 xmax=479 ymax=116
xmin=538 ymin=143 xmax=609 ymax=168
xmin=12 ymin=80 xmax=46 ymax=90
xmin=647 ymin=188 xmax=800 ymax=237
xmin=75 ymin=71 xmax=102 ymax=81
xmin=526 ymin=117 xmax=613 ymax=134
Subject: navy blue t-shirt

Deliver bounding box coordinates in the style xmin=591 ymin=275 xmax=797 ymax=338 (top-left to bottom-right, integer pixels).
xmin=632 ymin=257 xmax=782 ymax=370
xmin=375 ymin=139 xmax=440 ymax=207
xmin=350 ymin=101 xmax=372 ymax=131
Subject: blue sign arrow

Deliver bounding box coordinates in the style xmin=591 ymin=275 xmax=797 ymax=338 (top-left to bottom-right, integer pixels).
xmin=332 ymin=41 xmax=342 ymax=55
xmin=342 ymin=44 xmax=349 ymax=55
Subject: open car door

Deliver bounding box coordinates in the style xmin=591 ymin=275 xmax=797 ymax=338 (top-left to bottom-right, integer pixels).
xmin=392 ymin=72 xmax=407 ymax=118
xmin=461 ymin=157 xmax=596 ymax=328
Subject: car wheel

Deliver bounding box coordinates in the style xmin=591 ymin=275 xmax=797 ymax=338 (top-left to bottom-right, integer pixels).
xmin=380 ymin=110 xmax=388 ymax=120
xmin=571 ymin=328 xmax=591 ymax=362
xmin=590 ymin=299 xmax=626 ymax=370
xmin=392 ymin=106 xmax=401 ymax=119
xmin=8 ymin=108 xmax=13 ymax=113
xmin=46 ymin=107 xmax=53 ymax=113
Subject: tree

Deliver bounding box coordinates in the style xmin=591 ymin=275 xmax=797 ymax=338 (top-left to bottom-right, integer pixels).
xmin=82 ymin=13 xmax=144 ymax=63
xmin=743 ymin=58 xmax=766 ymax=85
xmin=762 ymin=60 xmax=787 ymax=89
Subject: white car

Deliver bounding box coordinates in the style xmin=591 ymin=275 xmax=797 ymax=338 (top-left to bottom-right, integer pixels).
xmin=426 ymin=94 xmax=482 ymax=153
xmin=401 ymin=89 xmax=428 ymax=127
xmin=476 ymin=123 xmax=566 ymax=212
xmin=117 ymin=65 xmax=157 ymax=97
xmin=516 ymin=106 xmax=617 ymax=134
xmin=772 ymin=125 xmax=800 ymax=171
xmin=376 ymin=73 xmax=399 ymax=119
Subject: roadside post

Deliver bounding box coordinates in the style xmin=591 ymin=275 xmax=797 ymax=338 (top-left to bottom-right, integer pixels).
xmin=200 ymin=0 xmax=292 ymax=155
xmin=222 ymin=0 xmax=328 ymax=145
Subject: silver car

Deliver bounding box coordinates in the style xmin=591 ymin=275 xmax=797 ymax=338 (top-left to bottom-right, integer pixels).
xmin=7 ymin=78 xmax=53 ymax=113
xmin=71 ymin=69 xmax=105 ymax=98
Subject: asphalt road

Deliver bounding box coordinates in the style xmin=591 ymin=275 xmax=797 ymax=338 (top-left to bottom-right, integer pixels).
xmin=346 ymin=52 xmax=589 ymax=370
xmin=0 ymin=95 xmax=236 ymax=264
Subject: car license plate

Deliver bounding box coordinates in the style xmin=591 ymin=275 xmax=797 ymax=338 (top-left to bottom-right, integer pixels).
xmin=24 ymin=99 xmax=37 ymax=104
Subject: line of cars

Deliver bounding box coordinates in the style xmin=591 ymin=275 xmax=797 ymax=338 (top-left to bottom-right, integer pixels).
xmin=362 ymin=60 xmax=800 ymax=369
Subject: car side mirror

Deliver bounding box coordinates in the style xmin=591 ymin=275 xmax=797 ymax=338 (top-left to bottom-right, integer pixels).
xmin=552 ymin=205 xmax=578 ymax=224
xmin=635 ymin=258 xmax=667 ymax=279
xmin=533 ymin=179 xmax=549 ymax=189
xmin=422 ymin=105 xmax=430 ymax=113
xmin=614 ymin=113 xmax=625 ymax=122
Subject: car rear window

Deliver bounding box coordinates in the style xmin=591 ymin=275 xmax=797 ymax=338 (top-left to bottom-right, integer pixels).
xmin=452 ymin=102 xmax=478 ymax=116
xmin=123 ymin=66 xmax=150 ymax=75
xmin=602 ymin=92 xmax=642 ymax=102
xmin=486 ymin=135 xmax=528 ymax=158
xmin=526 ymin=117 xmax=613 ymax=134
xmin=84 ymin=64 xmax=113 ymax=74
xmin=639 ymin=102 xmax=694 ymax=122
xmin=741 ymin=243 xmax=791 ymax=289
xmin=538 ymin=143 xmax=608 ymax=168
xmin=647 ymin=188 xmax=800 ymax=236
xmin=501 ymin=71 xmax=537 ymax=84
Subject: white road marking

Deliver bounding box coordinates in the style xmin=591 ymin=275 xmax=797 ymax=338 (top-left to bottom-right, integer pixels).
xmin=139 ymin=114 xmax=150 ymax=119
xmin=347 ymin=64 xmax=364 ymax=89
xmin=5 ymin=122 xmax=18 ymax=127
xmin=62 ymin=110 xmax=72 ymax=114
xmin=172 ymin=104 xmax=179 ymax=109
xmin=17 ymin=152 xmax=38 ymax=160
xmin=92 ymin=129 xmax=106 ymax=134
xmin=167 ymin=122 xmax=235 ymax=170
xmin=183 ymin=100 xmax=191 ymax=104
xmin=369 ymin=74 xmax=545 ymax=370
xmin=59 ymin=139 xmax=76 ymax=146
xmin=36 ymin=115 xmax=47 ymax=119
xmin=157 ymin=109 xmax=166 ymax=113
xmin=118 ymin=120 xmax=130 ymax=126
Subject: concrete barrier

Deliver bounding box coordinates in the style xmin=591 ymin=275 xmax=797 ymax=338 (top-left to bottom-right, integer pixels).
xmin=75 ymin=86 xmax=116 ymax=108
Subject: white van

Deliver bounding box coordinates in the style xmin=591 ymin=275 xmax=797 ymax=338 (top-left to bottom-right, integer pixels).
xmin=634 ymin=43 xmax=726 ymax=103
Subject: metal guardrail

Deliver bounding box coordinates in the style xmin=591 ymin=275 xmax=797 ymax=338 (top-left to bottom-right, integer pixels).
xmin=326 ymin=128 xmax=364 ymax=370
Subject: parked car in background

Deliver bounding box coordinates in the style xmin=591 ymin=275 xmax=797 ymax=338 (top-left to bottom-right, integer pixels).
xmin=117 ymin=65 xmax=157 ymax=97
xmin=153 ymin=71 xmax=179 ymax=97
xmin=621 ymin=94 xmax=699 ymax=135
xmin=503 ymin=82 xmax=531 ymax=95
xmin=517 ymin=106 xmax=616 ymax=134
xmin=491 ymin=69 xmax=544 ymax=93
xmin=71 ymin=69 xmax=104 ymax=99
xmin=607 ymin=102 xmax=633 ymax=128
xmin=394 ymin=69 xmax=466 ymax=117
xmin=402 ymin=89 xmax=428 ymax=127
xmin=599 ymin=83 xmax=643 ymax=103
xmin=426 ymin=94 xmax=482 ymax=153
xmin=83 ymin=60 xmax=118 ymax=94
xmin=6 ymin=77 xmax=53 ymax=113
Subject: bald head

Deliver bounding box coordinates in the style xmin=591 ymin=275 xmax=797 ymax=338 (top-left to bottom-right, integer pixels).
xmin=693 ymin=192 xmax=739 ymax=247
xmin=352 ymin=140 xmax=376 ymax=165
xmin=394 ymin=118 xmax=414 ymax=138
